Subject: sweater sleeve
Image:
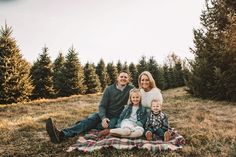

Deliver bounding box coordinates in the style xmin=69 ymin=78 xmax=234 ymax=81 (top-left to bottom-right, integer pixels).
xmin=98 ymin=87 xmax=110 ymax=120
xmin=161 ymin=113 xmax=169 ymax=131
xmin=154 ymin=88 xmax=163 ymax=104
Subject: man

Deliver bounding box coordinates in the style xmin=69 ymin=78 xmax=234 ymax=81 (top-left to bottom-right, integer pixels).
xmin=46 ymin=71 xmax=134 ymax=143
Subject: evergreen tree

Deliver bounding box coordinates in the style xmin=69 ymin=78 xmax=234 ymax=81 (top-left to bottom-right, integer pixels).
xmin=187 ymin=0 xmax=236 ymax=101
xmin=122 ymin=62 xmax=130 ymax=73
xmin=163 ymin=64 xmax=170 ymax=89
xmin=174 ymin=59 xmax=185 ymax=87
xmin=96 ymin=59 xmax=108 ymax=91
xmin=128 ymin=62 xmax=138 ymax=87
xmin=137 ymin=56 xmax=148 ymax=76
xmin=116 ymin=60 xmax=123 ymax=73
xmin=147 ymin=56 xmax=165 ymax=90
xmin=167 ymin=66 xmax=175 ymax=88
xmin=106 ymin=62 xmax=118 ymax=85
xmin=30 ymin=46 xmax=54 ymax=99
xmin=84 ymin=62 xmax=101 ymax=94
xmin=182 ymin=59 xmax=191 ymax=84
xmin=167 ymin=53 xmax=185 ymax=87
xmin=0 ymin=24 xmax=33 ymax=104
xmin=59 ymin=46 xmax=86 ymax=96
xmin=53 ymin=52 xmax=65 ymax=96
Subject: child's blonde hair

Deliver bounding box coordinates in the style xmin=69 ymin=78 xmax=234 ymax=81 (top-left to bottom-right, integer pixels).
xmin=128 ymin=88 xmax=142 ymax=105
xmin=151 ymin=99 xmax=162 ymax=107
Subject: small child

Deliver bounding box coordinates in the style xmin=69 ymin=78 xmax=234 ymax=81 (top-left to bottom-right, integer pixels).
xmin=145 ymin=99 xmax=171 ymax=141
xmin=98 ymin=88 xmax=147 ymax=138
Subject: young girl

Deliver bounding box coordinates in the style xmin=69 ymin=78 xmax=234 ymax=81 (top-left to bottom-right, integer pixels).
xmin=98 ymin=88 xmax=147 ymax=138
xmin=145 ymin=99 xmax=171 ymax=141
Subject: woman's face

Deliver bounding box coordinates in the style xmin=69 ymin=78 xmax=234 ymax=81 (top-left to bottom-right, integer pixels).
xmin=140 ymin=74 xmax=151 ymax=91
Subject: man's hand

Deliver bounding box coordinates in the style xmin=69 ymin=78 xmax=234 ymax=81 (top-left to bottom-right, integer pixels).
xmin=101 ymin=118 xmax=110 ymax=129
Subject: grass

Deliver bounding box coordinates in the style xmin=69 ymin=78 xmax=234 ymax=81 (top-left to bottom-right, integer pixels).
xmin=0 ymin=87 xmax=235 ymax=157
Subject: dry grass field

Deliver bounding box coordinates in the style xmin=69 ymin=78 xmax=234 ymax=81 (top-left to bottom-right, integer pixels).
xmin=0 ymin=87 xmax=235 ymax=157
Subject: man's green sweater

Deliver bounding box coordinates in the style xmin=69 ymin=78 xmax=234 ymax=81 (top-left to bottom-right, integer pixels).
xmin=98 ymin=83 xmax=134 ymax=120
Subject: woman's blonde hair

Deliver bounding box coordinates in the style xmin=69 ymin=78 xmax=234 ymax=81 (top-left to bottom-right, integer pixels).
xmin=128 ymin=88 xmax=142 ymax=105
xmin=138 ymin=71 xmax=157 ymax=89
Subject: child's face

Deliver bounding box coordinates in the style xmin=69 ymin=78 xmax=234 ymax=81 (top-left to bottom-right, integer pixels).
xmin=130 ymin=92 xmax=141 ymax=106
xmin=151 ymin=102 xmax=162 ymax=114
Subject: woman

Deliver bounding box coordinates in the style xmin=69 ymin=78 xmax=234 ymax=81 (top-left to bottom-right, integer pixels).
xmin=138 ymin=71 xmax=163 ymax=112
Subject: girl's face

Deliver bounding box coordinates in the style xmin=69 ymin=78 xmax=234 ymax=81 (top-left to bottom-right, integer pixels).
xmin=140 ymin=74 xmax=151 ymax=91
xmin=130 ymin=92 xmax=141 ymax=106
xmin=151 ymin=102 xmax=162 ymax=114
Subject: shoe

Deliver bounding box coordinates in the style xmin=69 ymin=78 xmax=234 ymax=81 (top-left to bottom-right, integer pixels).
xmin=98 ymin=129 xmax=110 ymax=137
xmin=75 ymin=120 xmax=81 ymax=124
xmin=164 ymin=130 xmax=171 ymax=142
xmin=46 ymin=118 xmax=63 ymax=143
xmin=145 ymin=131 xmax=153 ymax=141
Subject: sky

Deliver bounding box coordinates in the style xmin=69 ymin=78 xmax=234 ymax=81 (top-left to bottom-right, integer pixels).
xmin=0 ymin=0 xmax=205 ymax=65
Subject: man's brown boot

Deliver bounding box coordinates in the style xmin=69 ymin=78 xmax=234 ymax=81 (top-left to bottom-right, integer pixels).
xmin=46 ymin=118 xmax=63 ymax=143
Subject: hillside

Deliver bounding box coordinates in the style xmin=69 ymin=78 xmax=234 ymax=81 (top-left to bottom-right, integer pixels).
xmin=0 ymin=87 xmax=235 ymax=157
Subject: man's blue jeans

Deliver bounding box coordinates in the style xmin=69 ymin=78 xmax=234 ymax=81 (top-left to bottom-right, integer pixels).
xmin=62 ymin=112 xmax=118 ymax=138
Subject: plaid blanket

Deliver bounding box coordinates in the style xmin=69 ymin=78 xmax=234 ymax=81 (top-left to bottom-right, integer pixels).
xmin=67 ymin=128 xmax=185 ymax=153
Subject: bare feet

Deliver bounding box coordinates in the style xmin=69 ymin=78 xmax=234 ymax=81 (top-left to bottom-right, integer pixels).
xmin=145 ymin=131 xmax=153 ymax=141
xmin=164 ymin=130 xmax=171 ymax=142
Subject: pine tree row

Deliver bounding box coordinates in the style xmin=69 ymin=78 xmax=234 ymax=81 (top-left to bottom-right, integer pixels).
xmin=0 ymin=24 xmax=187 ymax=104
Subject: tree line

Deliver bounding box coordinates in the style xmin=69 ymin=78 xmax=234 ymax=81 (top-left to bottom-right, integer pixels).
xmin=1 ymin=0 xmax=235 ymax=104
xmin=0 ymin=24 xmax=186 ymax=104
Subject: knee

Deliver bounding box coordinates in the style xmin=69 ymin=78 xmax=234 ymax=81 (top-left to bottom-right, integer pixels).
xmin=123 ymin=128 xmax=131 ymax=135
xmin=137 ymin=130 xmax=143 ymax=136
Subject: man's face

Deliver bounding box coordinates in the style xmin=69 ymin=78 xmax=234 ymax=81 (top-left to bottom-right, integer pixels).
xmin=117 ymin=72 xmax=129 ymax=86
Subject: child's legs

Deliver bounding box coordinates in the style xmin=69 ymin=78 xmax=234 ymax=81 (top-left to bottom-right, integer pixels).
xmin=126 ymin=126 xmax=144 ymax=138
xmin=155 ymin=128 xmax=165 ymax=140
xmin=144 ymin=128 xmax=154 ymax=135
xmin=110 ymin=119 xmax=133 ymax=136
xmin=110 ymin=128 xmax=131 ymax=136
